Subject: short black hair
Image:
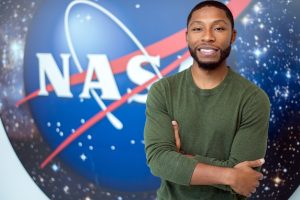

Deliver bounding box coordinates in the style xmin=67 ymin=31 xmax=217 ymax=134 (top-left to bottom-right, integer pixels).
xmin=187 ymin=1 xmax=234 ymax=29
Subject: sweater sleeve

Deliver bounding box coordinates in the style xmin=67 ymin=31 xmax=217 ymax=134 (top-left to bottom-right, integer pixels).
xmin=193 ymin=89 xmax=271 ymax=192
xmin=144 ymin=81 xmax=198 ymax=186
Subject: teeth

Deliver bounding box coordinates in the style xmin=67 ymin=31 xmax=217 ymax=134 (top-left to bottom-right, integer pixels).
xmin=198 ymin=48 xmax=217 ymax=56
xmin=200 ymin=49 xmax=216 ymax=53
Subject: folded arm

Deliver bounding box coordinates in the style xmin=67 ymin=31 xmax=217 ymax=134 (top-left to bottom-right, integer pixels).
xmin=173 ymin=89 xmax=270 ymax=193
xmin=144 ymin=82 xmax=200 ymax=185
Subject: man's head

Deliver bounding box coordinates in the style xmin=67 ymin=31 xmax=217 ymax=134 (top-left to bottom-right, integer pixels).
xmin=187 ymin=1 xmax=234 ymax=30
xmin=186 ymin=1 xmax=236 ymax=70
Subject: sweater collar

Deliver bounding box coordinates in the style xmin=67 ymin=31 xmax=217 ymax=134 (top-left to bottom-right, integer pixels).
xmin=187 ymin=66 xmax=233 ymax=96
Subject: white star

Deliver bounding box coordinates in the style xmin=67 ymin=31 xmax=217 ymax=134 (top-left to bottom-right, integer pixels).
xmin=59 ymin=131 xmax=64 ymax=137
xmin=63 ymin=185 xmax=70 ymax=194
xmin=10 ymin=40 xmax=24 ymax=61
xmin=253 ymin=3 xmax=263 ymax=14
xmin=254 ymin=49 xmax=262 ymax=57
xmin=241 ymin=15 xmax=252 ymax=26
xmin=273 ymin=176 xmax=282 ymax=186
xmin=51 ymin=164 xmax=59 ymax=172
xmin=259 ymin=24 xmax=265 ymax=29
xmin=80 ymin=153 xmax=87 ymax=161
xmin=286 ymin=71 xmax=291 ymax=79
xmin=264 ymin=186 xmax=270 ymax=191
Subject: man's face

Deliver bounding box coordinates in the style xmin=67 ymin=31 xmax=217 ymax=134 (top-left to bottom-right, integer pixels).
xmin=186 ymin=6 xmax=236 ymax=70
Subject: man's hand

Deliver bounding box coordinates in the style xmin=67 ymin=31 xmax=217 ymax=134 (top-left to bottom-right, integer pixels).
xmin=172 ymin=121 xmax=181 ymax=152
xmin=172 ymin=120 xmax=194 ymax=158
xmin=229 ymin=159 xmax=264 ymax=197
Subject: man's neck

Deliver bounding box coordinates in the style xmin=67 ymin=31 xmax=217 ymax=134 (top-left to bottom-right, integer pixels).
xmin=191 ymin=62 xmax=229 ymax=90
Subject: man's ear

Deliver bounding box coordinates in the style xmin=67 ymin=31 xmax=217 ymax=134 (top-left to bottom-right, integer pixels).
xmin=231 ymin=29 xmax=237 ymax=43
xmin=186 ymin=30 xmax=189 ymax=42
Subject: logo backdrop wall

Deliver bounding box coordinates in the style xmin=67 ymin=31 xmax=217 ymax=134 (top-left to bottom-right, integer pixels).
xmin=0 ymin=0 xmax=299 ymax=199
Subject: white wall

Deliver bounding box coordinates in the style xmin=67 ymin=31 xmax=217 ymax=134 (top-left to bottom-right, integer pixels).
xmin=0 ymin=118 xmax=49 ymax=200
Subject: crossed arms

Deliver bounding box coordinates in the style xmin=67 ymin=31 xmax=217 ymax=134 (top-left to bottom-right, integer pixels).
xmin=144 ymin=83 xmax=270 ymax=197
xmin=172 ymin=120 xmax=264 ymax=197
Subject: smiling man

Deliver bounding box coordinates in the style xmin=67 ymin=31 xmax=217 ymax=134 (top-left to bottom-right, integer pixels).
xmin=144 ymin=1 xmax=270 ymax=200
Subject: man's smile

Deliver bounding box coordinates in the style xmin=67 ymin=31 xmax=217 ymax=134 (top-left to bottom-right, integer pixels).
xmin=197 ymin=46 xmax=220 ymax=57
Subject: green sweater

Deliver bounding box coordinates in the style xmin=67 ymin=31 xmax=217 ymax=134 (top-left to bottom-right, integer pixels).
xmin=144 ymin=67 xmax=270 ymax=200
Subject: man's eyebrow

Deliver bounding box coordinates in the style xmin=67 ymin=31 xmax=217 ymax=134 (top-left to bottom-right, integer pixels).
xmin=189 ymin=19 xmax=229 ymax=26
xmin=212 ymin=19 xmax=229 ymax=25
xmin=189 ymin=21 xmax=204 ymax=26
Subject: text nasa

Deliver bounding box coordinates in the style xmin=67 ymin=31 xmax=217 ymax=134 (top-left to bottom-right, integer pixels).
xmin=37 ymin=53 xmax=160 ymax=103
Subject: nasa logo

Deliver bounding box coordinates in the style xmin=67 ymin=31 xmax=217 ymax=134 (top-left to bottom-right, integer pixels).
xmin=15 ymin=0 xmax=251 ymax=196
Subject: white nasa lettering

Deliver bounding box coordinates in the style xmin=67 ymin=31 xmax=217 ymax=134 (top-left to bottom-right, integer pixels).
xmin=79 ymin=54 xmax=121 ymax=100
xmin=37 ymin=53 xmax=162 ymax=103
xmin=126 ymin=55 xmax=160 ymax=103
xmin=37 ymin=53 xmax=73 ymax=97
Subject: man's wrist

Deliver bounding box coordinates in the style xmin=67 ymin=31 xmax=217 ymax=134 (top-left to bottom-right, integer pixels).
xmin=222 ymin=168 xmax=235 ymax=186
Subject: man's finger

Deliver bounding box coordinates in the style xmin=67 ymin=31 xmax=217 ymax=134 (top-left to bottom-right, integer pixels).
xmin=255 ymin=181 xmax=260 ymax=187
xmin=172 ymin=121 xmax=181 ymax=152
xmin=246 ymin=158 xmax=265 ymax=168
xmin=258 ymin=173 xmax=263 ymax=181
xmin=172 ymin=120 xmax=178 ymax=129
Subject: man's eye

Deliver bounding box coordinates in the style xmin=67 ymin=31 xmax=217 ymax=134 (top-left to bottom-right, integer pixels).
xmin=192 ymin=28 xmax=202 ymax=31
xmin=215 ymin=27 xmax=225 ymax=31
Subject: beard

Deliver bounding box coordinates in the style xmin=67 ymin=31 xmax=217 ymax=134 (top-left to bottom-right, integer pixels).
xmin=188 ymin=45 xmax=231 ymax=70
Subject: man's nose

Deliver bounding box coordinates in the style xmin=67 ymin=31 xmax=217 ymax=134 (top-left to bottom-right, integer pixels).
xmin=201 ymin=30 xmax=216 ymax=42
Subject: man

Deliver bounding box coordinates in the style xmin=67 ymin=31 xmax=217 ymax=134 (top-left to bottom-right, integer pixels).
xmin=144 ymin=1 xmax=270 ymax=200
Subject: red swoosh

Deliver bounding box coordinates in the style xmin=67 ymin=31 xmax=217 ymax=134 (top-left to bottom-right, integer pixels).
xmin=38 ymin=0 xmax=252 ymax=168
xmin=227 ymin=0 xmax=252 ymax=19
xmin=16 ymin=29 xmax=187 ymax=107
xmin=17 ymin=0 xmax=252 ymax=107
